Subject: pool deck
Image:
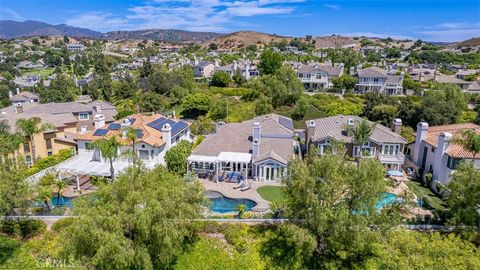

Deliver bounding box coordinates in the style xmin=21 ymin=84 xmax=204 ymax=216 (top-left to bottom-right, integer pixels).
xmin=199 ymin=179 xmax=281 ymax=212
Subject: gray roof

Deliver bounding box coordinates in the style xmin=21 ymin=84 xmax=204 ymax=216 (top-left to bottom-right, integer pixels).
xmin=10 ymin=91 xmax=39 ymax=102
xmin=357 ymin=66 xmax=388 ymax=78
xmin=297 ymin=64 xmax=344 ymax=77
xmin=307 ymin=115 xmax=406 ymax=144
xmin=0 ymin=101 xmax=117 ymax=132
xmin=386 ymin=74 xmax=404 ymax=85
xmin=192 ymin=114 xmax=294 ymax=164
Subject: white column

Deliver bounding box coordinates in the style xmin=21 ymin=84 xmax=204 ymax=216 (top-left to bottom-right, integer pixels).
xmin=76 ymin=175 xmax=80 ymax=191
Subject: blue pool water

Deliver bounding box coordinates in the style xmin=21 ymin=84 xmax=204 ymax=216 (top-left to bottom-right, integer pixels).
xmin=376 ymin=192 xmax=401 ymax=210
xmin=205 ymin=191 xmax=257 ymax=213
xmin=50 ymin=196 xmax=74 ymax=207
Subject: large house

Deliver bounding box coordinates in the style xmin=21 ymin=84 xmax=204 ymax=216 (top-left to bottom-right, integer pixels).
xmin=296 ymin=63 xmax=344 ymax=91
xmin=355 ymin=67 xmax=404 ymax=95
xmin=306 ymin=115 xmax=407 ymax=170
xmin=0 ymin=101 xmax=116 ymax=165
xmin=192 ymin=61 xmax=215 ymax=79
xmin=214 ymin=60 xmax=260 ymax=80
xmin=187 ymin=114 xmax=298 ymax=182
xmin=9 ymin=90 xmax=40 ymax=104
xmin=59 ymin=113 xmax=191 ymax=177
xmin=410 ymin=122 xmax=480 ymax=184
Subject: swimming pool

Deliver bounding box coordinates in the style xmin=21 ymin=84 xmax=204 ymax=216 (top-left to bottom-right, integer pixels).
xmin=376 ymin=192 xmax=401 ymax=210
xmin=205 ymin=190 xmax=257 ymax=213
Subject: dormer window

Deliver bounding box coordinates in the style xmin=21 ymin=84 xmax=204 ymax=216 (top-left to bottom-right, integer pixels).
xmin=79 ymin=112 xmax=89 ymax=120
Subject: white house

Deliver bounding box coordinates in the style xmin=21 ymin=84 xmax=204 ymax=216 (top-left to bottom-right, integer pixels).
xmin=410 ymin=122 xmax=480 ymax=184
xmin=355 ymin=66 xmax=404 ymax=95
xmin=296 ymin=63 xmax=344 ymax=91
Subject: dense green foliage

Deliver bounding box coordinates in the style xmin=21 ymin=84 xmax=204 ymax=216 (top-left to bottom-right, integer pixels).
xmin=165 ymin=140 xmax=193 ymax=176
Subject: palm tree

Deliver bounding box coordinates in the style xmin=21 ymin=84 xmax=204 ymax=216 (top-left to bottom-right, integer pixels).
xmin=92 ymin=136 xmax=121 ymax=179
xmin=16 ymin=117 xmax=54 ymax=162
xmin=126 ymin=127 xmax=137 ymax=162
xmin=38 ymin=187 xmax=53 ymax=209
xmin=236 ymin=204 xmax=247 ymax=219
xmin=455 ymin=129 xmax=480 ymax=160
xmin=54 ymin=179 xmax=68 ymax=205
xmin=347 ymin=119 xmax=376 ymax=167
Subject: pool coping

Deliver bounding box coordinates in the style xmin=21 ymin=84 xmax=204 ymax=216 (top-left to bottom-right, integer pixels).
xmin=205 ymin=190 xmax=261 ymax=214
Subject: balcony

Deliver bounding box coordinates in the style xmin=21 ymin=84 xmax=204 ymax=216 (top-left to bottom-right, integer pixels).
xmin=379 ymin=153 xmax=405 ymax=164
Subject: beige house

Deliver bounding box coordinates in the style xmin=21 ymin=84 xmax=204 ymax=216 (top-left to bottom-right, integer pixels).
xmin=0 ymin=101 xmax=117 ymax=165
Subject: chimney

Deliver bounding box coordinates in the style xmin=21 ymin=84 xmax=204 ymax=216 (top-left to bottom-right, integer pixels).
xmin=306 ymin=120 xmax=316 ymax=152
xmin=214 ymin=59 xmax=220 ymax=67
xmin=433 ymin=69 xmax=437 ymax=81
xmin=418 ymin=71 xmax=422 ymax=82
xmin=194 ymin=56 xmax=199 ymax=65
xmin=14 ymin=103 xmax=23 ymax=114
xmin=95 ymin=104 xmax=102 ymax=113
xmin=94 ymin=114 xmax=106 ymax=129
xmin=252 ymin=122 xmax=261 ymax=158
xmin=245 ymin=60 xmax=250 ymax=80
xmin=392 ymin=118 xmax=402 ymax=135
xmin=413 ymin=122 xmax=429 ymax=165
xmin=161 ymin=123 xmax=172 ymax=150
xmin=8 ymin=91 xmax=13 ymax=99
xmin=215 ymin=121 xmax=225 ymax=133
xmin=16 ymin=88 xmax=20 ymax=95
xmin=433 ymin=132 xmax=452 ymax=183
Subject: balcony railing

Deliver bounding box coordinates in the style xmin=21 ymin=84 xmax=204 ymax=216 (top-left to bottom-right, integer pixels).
xmin=378 ymin=153 xmax=405 ymax=164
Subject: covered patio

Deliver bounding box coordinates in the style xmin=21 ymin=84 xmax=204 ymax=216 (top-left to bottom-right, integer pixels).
xmin=56 ymin=153 xmax=131 ymax=191
xmin=187 ymin=152 xmax=252 ymax=182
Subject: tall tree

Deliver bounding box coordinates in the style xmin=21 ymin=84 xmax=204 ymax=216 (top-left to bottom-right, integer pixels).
xmin=164 ymin=140 xmax=193 ymax=176
xmin=92 ymin=136 xmax=121 ymax=179
xmin=16 ymin=117 xmax=53 ymax=162
xmin=258 ymin=49 xmax=284 ymax=75
xmin=455 ymin=129 xmax=480 ymax=160
xmin=63 ymin=165 xmax=205 ymax=269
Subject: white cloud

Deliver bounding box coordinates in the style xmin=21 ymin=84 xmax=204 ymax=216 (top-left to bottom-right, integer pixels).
xmin=65 ymin=12 xmax=131 ymax=32
xmin=416 ymin=22 xmax=480 ymax=42
xmin=323 ymin=4 xmax=340 ymax=10
xmin=339 ymin=32 xmax=414 ymax=40
xmin=0 ymin=7 xmax=22 ymax=20
xmin=67 ymin=0 xmax=301 ymax=32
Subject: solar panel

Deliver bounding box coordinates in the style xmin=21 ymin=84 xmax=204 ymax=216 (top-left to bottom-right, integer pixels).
xmin=171 ymin=121 xmax=188 ymax=136
xmin=135 ymin=129 xmax=144 ymax=138
xmin=129 ymin=118 xmax=136 ymax=124
xmin=108 ymin=123 xmax=121 ymax=130
xmin=147 ymin=117 xmax=175 ymax=131
xmin=93 ymin=129 xmax=109 ymax=136
xmin=278 ymin=116 xmax=293 ymax=130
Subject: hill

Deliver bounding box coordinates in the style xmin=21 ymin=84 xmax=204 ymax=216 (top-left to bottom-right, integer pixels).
xmin=104 ymin=29 xmax=223 ymax=43
xmin=452 ymin=37 xmax=480 ymax=48
xmin=203 ymin=31 xmax=291 ymax=50
xmin=313 ymin=35 xmax=359 ymax=49
xmin=0 ymin=20 xmax=102 ymax=39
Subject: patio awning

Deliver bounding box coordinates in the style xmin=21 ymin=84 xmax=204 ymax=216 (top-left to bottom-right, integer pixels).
xmin=56 ymin=154 xmax=131 ymax=177
xmin=188 ymin=155 xmax=218 ymax=163
xmin=217 ymin=152 xmax=252 ymax=163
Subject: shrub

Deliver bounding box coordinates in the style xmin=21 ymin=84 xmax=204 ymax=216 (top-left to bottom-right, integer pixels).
xmin=0 ymin=220 xmax=20 ymax=236
xmin=27 ymin=149 xmax=72 ymax=176
xmin=89 ymin=175 xmax=108 ymax=186
xmin=51 ymin=217 xmax=76 ymax=233
xmin=18 ymin=220 xmax=46 ymax=238
xmin=0 ymin=236 xmax=20 ymax=264
xmin=224 ymin=224 xmax=249 ymax=252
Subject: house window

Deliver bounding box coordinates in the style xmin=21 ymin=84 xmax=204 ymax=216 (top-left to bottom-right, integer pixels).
xmin=447 ymin=156 xmax=461 ymax=170
xmin=80 ymin=126 xmax=88 ymax=133
xmin=23 ymin=142 xmax=30 ymax=153
xmin=25 ymin=156 xmax=32 ymax=166
xmin=382 ymin=144 xmax=399 ymax=155
xmin=298 ymin=73 xmax=303 ymax=78
xmin=79 ymin=112 xmax=89 ymax=120
xmin=138 ymin=150 xmax=149 ymax=160
xmin=45 ymin=138 xmax=52 ymax=150
xmin=315 ymin=73 xmax=323 ymax=79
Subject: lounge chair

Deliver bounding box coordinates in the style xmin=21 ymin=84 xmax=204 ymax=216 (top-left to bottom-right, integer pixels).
xmin=240 ymin=182 xmax=252 ymax=191
xmin=233 ymin=180 xmax=245 ymax=189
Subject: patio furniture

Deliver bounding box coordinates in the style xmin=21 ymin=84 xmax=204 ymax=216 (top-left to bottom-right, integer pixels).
xmin=233 ymin=180 xmax=246 ymax=189
xmin=240 ymin=182 xmax=252 ymax=191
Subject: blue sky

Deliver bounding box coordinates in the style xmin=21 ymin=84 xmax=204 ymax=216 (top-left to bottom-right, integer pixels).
xmin=1 ymin=0 xmax=479 ymax=42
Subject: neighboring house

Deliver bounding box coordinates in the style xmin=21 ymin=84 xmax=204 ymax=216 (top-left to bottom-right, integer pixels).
xmin=67 ymin=114 xmax=191 ymax=176
xmin=408 ymin=67 xmax=436 ymax=83
xmin=305 ymin=115 xmax=407 ymax=170
xmin=0 ymin=101 xmax=117 ymax=165
xmin=355 ymin=67 xmax=404 ymax=95
xmin=9 ymin=90 xmax=40 ymax=104
xmin=187 ymin=114 xmax=298 ymax=182
xmin=67 ymin=44 xmax=86 ymax=52
xmin=409 ymin=122 xmax=480 ymax=184
xmin=192 ymin=61 xmax=215 ymax=79
xmin=296 ymin=63 xmax=344 ymax=91
xmin=435 ymin=74 xmax=470 ymax=91
xmin=467 ymin=81 xmax=480 ymax=93
xmin=14 ymin=74 xmax=40 ymax=88
xmin=455 ymin=69 xmax=478 ymax=80
xmin=214 ymin=60 xmax=260 ymax=80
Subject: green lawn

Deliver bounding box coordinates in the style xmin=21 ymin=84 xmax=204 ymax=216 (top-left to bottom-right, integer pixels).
xmin=256 ymin=185 xmax=285 ymax=204
xmin=405 ymin=181 xmax=448 ymax=211
xmin=21 ymin=67 xmax=54 ymax=79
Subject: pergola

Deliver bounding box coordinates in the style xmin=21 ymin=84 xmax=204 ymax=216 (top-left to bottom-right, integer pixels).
xmin=187 ymin=152 xmax=252 ymax=182
xmin=56 ymin=153 xmax=131 ymax=190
